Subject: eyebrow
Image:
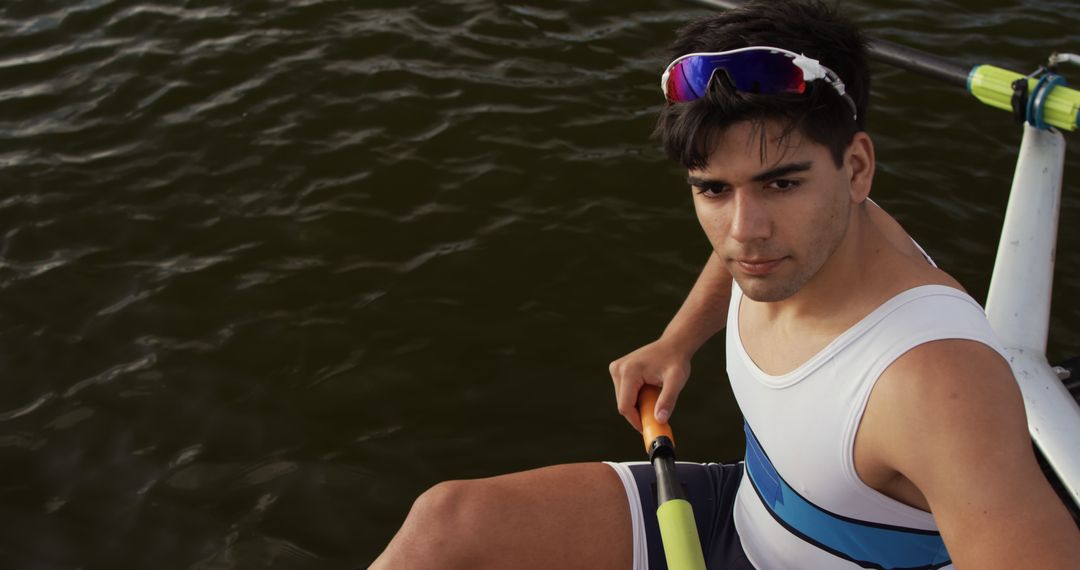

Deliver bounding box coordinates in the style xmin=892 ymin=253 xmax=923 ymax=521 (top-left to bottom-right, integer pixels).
xmin=687 ymin=161 xmax=813 ymax=189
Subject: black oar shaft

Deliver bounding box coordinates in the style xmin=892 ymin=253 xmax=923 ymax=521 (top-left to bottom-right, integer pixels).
xmin=685 ymin=0 xmax=973 ymax=87
xmin=867 ymin=39 xmax=971 ymax=86
xmin=655 ymin=456 xmax=680 ymax=503
xmin=650 ymin=435 xmax=683 ymax=504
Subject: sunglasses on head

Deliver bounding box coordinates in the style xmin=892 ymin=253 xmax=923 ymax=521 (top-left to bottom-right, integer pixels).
xmin=660 ymin=46 xmax=857 ymax=120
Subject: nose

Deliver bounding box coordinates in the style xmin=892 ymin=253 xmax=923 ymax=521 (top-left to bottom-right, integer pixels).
xmin=729 ymin=189 xmax=772 ymax=244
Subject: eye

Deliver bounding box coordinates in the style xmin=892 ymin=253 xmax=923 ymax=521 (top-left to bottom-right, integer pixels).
xmin=768 ymin=179 xmax=801 ymax=191
xmin=694 ymin=184 xmax=729 ymax=198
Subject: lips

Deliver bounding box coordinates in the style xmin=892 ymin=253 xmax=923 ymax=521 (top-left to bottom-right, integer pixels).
xmin=735 ymin=257 xmax=784 ymax=276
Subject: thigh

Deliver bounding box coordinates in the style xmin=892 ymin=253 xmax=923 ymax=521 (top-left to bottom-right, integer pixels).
xmin=452 ymin=462 xmax=633 ymax=569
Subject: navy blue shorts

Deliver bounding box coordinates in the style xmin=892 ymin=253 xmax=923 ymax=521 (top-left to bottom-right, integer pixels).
xmin=605 ymin=461 xmax=754 ymax=570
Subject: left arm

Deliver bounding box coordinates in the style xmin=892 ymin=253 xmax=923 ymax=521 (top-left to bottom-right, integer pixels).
xmin=867 ymin=340 xmax=1080 ymax=569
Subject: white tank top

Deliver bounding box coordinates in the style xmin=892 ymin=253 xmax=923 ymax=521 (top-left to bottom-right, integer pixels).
xmin=727 ymin=283 xmax=1008 ymax=569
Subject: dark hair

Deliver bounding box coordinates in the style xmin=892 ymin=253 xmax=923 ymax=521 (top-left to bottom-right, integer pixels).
xmin=653 ymin=0 xmax=870 ymax=169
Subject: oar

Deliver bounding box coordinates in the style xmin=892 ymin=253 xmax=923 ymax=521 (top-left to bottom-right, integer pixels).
xmin=688 ymin=0 xmax=1080 ymax=132
xmin=638 ymin=385 xmax=707 ymax=570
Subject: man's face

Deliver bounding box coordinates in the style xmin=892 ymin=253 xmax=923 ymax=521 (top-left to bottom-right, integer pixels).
xmin=689 ymin=121 xmax=854 ymax=302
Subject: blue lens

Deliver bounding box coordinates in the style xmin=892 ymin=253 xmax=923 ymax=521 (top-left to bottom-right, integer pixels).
xmin=665 ymin=50 xmax=806 ymax=103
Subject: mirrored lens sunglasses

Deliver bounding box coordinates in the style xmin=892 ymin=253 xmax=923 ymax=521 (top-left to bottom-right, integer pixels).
xmin=660 ymin=46 xmax=857 ymax=120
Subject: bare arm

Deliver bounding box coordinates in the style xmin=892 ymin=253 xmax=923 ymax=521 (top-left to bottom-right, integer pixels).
xmin=609 ymin=252 xmax=732 ymax=431
xmin=659 ymin=251 xmax=733 ymax=353
xmin=866 ymin=340 xmax=1080 ymax=568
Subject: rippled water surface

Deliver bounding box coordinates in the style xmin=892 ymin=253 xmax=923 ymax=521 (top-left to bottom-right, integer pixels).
xmin=1 ymin=0 xmax=1078 ymax=567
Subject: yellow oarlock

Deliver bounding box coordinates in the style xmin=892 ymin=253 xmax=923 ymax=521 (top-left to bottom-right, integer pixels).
xmin=968 ymin=64 xmax=1080 ymax=131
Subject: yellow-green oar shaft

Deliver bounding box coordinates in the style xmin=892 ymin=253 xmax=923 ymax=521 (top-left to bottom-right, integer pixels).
xmin=658 ymin=499 xmax=707 ymax=569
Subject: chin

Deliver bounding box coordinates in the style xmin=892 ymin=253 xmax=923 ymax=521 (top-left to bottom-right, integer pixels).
xmin=735 ymin=276 xmax=802 ymax=303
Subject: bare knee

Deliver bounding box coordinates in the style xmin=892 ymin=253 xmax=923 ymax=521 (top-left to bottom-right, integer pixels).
xmin=374 ymin=479 xmax=490 ymax=568
xmin=411 ymin=479 xmax=480 ymax=535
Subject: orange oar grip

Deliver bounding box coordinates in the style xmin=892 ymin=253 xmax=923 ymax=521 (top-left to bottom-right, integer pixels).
xmin=637 ymin=385 xmax=674 ymax=454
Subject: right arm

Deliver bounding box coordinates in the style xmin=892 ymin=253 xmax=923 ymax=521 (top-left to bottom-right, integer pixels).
xmin=609 ymin=252 xmax=732 ymax=431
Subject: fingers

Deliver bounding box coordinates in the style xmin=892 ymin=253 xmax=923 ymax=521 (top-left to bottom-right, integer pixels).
xmin=654 ymin=375 xmax=686 ymax=425
xmin=609 ymin=358 xmax=643 ymax=432
xmin=610 ymin=350 xmax=691 ymax=432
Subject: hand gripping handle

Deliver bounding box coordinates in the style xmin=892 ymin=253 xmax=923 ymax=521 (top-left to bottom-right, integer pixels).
xmin=638 ymin=385 xmax=675 ymax=455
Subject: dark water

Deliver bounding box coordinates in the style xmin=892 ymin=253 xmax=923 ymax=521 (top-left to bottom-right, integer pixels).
xmin=0 ymin=0 xmax=1077 ymax=567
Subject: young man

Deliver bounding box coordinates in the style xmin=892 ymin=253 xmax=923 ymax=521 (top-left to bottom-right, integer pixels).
xmin=373 ymin=1 xmax=1080 ymax=568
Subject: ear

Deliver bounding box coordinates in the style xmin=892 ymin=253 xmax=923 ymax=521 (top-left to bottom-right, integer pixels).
xmin=845 ymin=132 xmax=875 ymax=204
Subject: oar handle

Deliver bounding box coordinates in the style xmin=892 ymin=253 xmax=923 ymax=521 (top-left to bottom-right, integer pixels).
xmin=638 ymin=385 xmax=675 ymax=455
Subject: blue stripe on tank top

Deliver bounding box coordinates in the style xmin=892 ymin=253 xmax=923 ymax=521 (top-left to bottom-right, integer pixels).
xmin=743 ymin=421 xmax=952 ymax=570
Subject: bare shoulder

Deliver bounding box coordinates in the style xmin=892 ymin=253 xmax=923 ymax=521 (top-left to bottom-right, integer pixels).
xmin=865 ymin=200 xmax=965 ymax=291
xmin=864 ymin=336 xmax=1023 ymax=466
xmin=880 ymin=339 xmax=1017 ymax=412
xmin=868 ymin=340 xmax=1080 ymax=568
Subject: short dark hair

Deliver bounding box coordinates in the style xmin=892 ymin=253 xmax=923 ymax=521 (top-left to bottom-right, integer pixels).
xmin=653 ymin=0 xmax=870 ymax=169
